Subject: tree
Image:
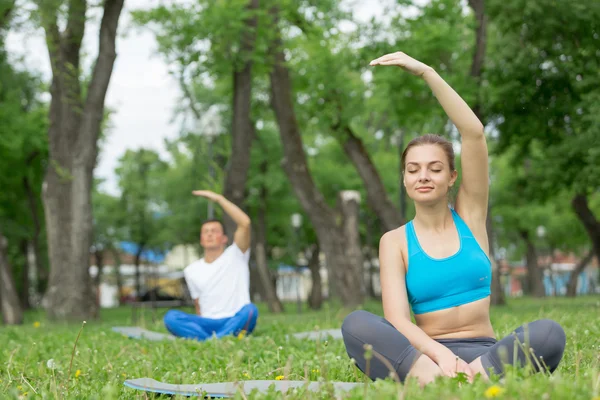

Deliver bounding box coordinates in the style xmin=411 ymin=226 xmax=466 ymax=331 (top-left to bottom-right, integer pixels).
xmin=268 ymin=6 xmax=364 ymax=307
xmin=0 ymin=0 xmax=48 ymax=313
xmin=34 ymin=0 xmax=125 ymax=320
xmin=0 ymin=230 xmax=23 ymax=324
xmin=115 ymin=149 xmax=169 ymax=300
xmin=485 ymin=0 xmax=600 ymax=265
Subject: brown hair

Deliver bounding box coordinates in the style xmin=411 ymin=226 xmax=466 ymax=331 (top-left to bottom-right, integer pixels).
xmin=201 ymin=219 xmax=227 ymax=236
xmin=401 ymin=134 xmax=455 ymax=172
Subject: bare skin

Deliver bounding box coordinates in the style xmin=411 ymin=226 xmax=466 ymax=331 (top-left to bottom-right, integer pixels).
xmin=372 ymin=51 xmax=491 ymax=386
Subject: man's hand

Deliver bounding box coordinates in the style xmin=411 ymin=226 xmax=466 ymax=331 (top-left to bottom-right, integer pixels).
xmin=192 ymin=190 xmax=222 ymax=202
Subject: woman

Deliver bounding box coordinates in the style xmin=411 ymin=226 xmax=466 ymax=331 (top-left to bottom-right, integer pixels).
xmin=341 ymin=52 xmax=566 ymax=386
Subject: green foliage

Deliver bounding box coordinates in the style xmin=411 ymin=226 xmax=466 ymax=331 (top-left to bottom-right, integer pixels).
xmin=0 ymin=37 xmax=49 ymax=295
xmin=0 ymin=298 xmax=598 ymax=398
xmin=114 ymin=149 xmax=170 ymax=253
xmin=486 ymin=0 xmax=600 ymax=197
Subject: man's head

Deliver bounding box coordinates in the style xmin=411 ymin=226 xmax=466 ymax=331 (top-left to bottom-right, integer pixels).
xmin=200 ymin=219 xmax=228 ymax=251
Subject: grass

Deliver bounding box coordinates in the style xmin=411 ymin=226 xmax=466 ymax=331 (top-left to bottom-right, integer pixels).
xmin=1 ymin=296 xmax=599 ymax=399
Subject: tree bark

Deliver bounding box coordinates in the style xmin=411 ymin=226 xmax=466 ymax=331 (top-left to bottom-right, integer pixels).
xmin=467 ymin=0 xmax=505 ymax=305
xmin=338 ymin=190 xmax=365 ymax=296
xmin=134 ymin=244 xmax=145 ymax=300
xmin=519 ymin=230 xmax=545 ymax=297
xmin=23 ymin=168 xmax=45 ymax=298
xmin=40 ymin=0 xmax=125 ymax=321
xmin=571 ymin=194 xmax=600 ymax=267
xmin=222 ymin=0 xmax=259 ymax=237
xmin=268 ymin=8 xmax=364 ymax=308
xmin=307 ymin=244 xmax=323 ymax=310
xmin=110 ymin=246 xmax=123 ymax=305
xmin=19 ymin=239 xmax=30 ymax=309
xmin=0 ymin=230 xmax=24 ymax=325
xmin=253 ymin=157 xmax=283 ymax=313
xmin=566 ymin=250 xmax=593 ymax=297
xmin=94 ymin=248 xmax=104 ymax=307
xmin=341 ymin=127 xmax=404 ymax=231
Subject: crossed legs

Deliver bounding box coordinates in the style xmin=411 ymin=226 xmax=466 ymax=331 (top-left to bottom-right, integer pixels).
xmin=341 ymin=310 xmax=566 ymax=384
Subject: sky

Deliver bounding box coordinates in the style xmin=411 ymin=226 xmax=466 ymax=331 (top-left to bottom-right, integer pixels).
xmin=6 ymin=0 xmax=397 ymax=195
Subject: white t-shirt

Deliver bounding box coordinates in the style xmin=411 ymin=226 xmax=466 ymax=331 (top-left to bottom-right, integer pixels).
xmin=183 ymin=243 xmax=251 ymax=319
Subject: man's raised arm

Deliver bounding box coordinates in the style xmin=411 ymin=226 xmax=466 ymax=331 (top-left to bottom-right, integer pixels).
xmin=192 ymin=190 xmax=251 ymax=252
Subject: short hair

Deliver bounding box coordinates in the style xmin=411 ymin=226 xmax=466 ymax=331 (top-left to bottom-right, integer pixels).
xmin=201 ymin=219 xmax=227 ymax=236
xmin=401 ymin=134 xmax=455 ymax=172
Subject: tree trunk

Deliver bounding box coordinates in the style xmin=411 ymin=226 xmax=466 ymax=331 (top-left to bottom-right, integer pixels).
xmin=268 ymin=8 xmax=364 ymax=308
xmin=338 ymin=191 xmax=365 ymax=296
xmin=40 ymin=0 xmax=125 ymax=321
xmin=19 ymin=239 xmax=30 ymax=309
xmin=467 ymin=0 xmax=505 ymax=306
xmin=23 ymin=155 xmax=46 ymax=299
xmin=254 ymin=157 xmax=283 ymax=312
xmin=134 ymin=245 xmax=144 ymax=300
xmin=307 ymin=244 xmax=323 ymax=310
xmin=519 ymin=230 xmax=545 ymax=297
xmin=94 ymin=248 xmax=104 ymax=307
xmin=110 ymin=246 xmax=123 ymax=305
xmin=222 ymin=0 xmax=259 ymax=237
xmin=487 ymin=205 xmax=506 ymax=305
xmin=571 ymin=194 xmax=600 ymax=267
xmin=566 ymin=251 xmax=593 ymax=297
xmin=0 ymin=230 xmax=24 ymax=325
xmin=340 ymin=127 xmax=404 ymax=231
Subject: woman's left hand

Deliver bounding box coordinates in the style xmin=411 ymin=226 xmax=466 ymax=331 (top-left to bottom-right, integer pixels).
xmin=369 ymin=51 xmax=433 ymax=76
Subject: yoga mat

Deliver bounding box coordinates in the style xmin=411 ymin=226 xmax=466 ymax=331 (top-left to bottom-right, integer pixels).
xmin=124 ymin=377 xmax=360 ymax=398
xmin=112 ymin=326 xmax=176 ymax=341
xmin=288 ymin=328 xmax=343 ymax=340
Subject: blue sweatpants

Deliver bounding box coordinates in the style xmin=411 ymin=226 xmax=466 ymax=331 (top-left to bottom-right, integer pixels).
xmin=164 ymin=303 xmax=258 ymax=341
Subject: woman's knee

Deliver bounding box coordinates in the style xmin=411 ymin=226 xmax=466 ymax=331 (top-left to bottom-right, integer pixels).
xmin=342 ymin=310 xmax=377 ymax=340
xmin=529 ymin=319 xmax=566 ymax=369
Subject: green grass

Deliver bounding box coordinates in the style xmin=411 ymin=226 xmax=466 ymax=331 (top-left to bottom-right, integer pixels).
xmin=1 ymin=297 xmax=599 ymax=399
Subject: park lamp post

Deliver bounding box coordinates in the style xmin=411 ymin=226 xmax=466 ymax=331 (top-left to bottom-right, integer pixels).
xmin=291 ymin=213 xmax=303 ymax=314
xmin=196 ymin=106 xmax=223 ymax=219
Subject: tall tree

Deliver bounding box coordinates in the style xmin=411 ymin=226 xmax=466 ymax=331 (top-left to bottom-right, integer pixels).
xmin=268 ymin=6 xmax=364 ymax=307
xmin=222 ymin=0 xmax=259 ymax=237
xmin=486 ymin=0 xmax=600 ymax=264
xmin=0 ymin=230 xmax=23 ymax=325
xmin=0 ymin=0 xmax=48 ymax=312
xmin=35 ymin=0 xmax=125 ymax=320
xmin=115 ymin=149 xmax=168 ymax=299
xmin=466 ymin=0 xmax=505 ymax=305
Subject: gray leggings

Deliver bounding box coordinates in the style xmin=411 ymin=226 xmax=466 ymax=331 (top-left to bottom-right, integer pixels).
xmin=342 ymin=310 xmax=566 ymax=382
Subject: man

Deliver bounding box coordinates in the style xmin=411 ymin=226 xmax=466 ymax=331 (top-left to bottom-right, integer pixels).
xmin=163 ymin=190 xmax=258 ymax=341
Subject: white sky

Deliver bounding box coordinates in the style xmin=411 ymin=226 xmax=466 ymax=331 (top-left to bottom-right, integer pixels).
xmin=6 ymin=0 xmax=398 ymax=195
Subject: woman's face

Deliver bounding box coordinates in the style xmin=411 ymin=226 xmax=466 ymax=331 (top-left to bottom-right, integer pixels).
xmin=403 ymin=144 xmax=457 ymax=204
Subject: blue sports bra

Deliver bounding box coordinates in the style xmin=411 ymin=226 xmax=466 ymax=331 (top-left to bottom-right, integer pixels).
xmin=405 ymin=208 xmax=491 ymax=315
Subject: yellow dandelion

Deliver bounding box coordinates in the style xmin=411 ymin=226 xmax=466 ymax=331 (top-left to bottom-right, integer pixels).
xmin=242 ymin=372 xmax=250 ymax=378
xmin=275 ymin=375 xmax=284 ymax=380
xmin=484 ymin=385 xmax=505 ymax=398
xmin=33 ymin=322 xmax=41 ymax=328
xmin=75 ymin=369 xmax=82 ymax=378
xmin=312 ymin=369 xmax=319 ymax=373
xmin=237 ymin=330 xmax=247 ymax=340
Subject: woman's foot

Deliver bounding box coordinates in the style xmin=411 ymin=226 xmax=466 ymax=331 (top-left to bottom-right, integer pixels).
xmin=406 ymin=354 xmax=443 ymax=387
